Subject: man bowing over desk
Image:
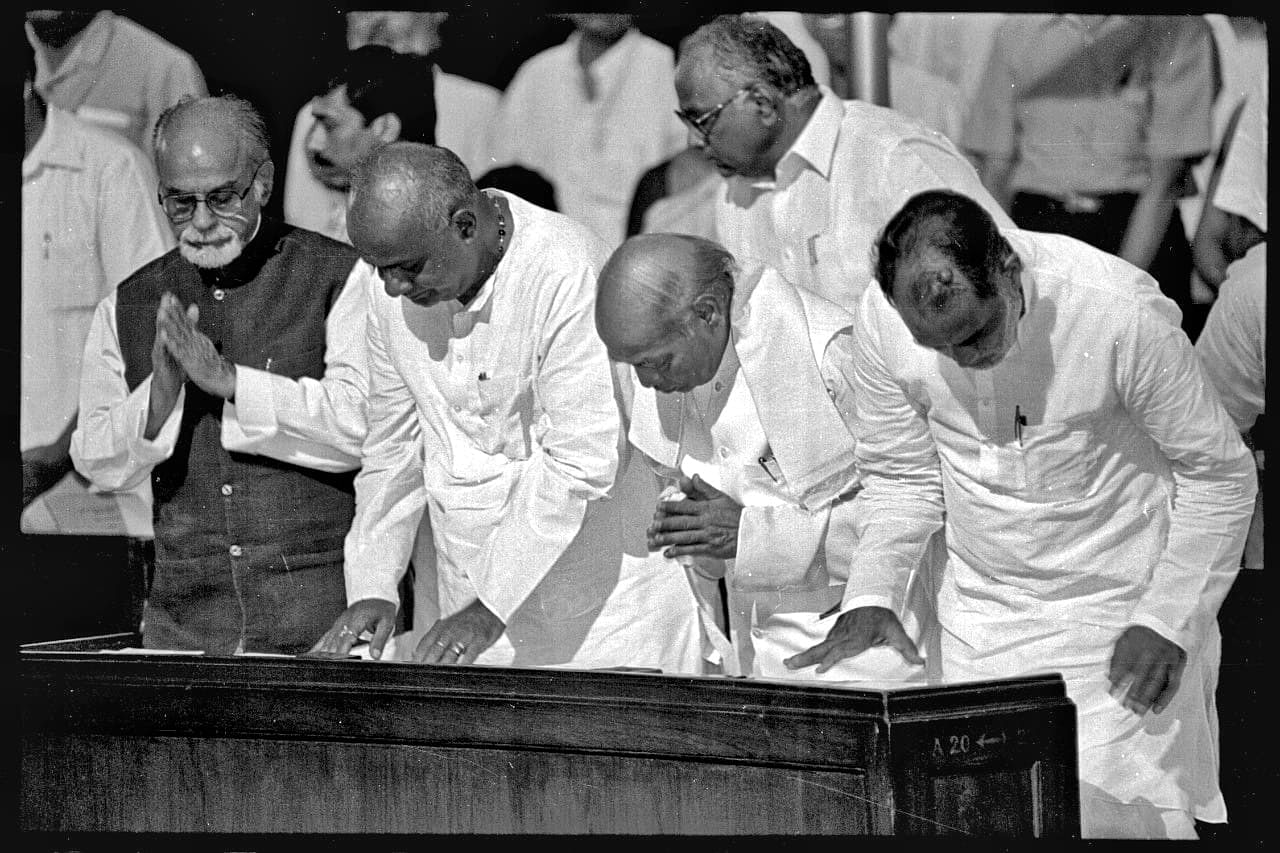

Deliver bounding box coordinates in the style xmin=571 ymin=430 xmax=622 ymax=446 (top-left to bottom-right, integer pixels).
xmin=311 ymin=143 xmax=702 ymax=672
xmin=596 ymin=233 xmax=938 ymax=681
xmin=791 ymin=190 xmax=1256 ymax=838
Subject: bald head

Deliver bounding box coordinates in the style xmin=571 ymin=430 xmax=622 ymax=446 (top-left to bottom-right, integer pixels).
xmin=596 ymin=234 xmax=735 ymax=394
xmin=598 ymin=234 xmax=734 ymax=351
xmin=347 ymin=141 xmax=477 ymax=256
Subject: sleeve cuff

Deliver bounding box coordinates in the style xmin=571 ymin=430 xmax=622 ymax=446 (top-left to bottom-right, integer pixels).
xmin=840 ymin=591 xmax=898 ymax=614
xmin=223 ymin=366 xmax=278 ymax=443
xmin=1127 ymin=611 xmax=1184 ymax=651
xmin=134 ymin=382 xmax=185 ymax=463
xmin=344 ymin=574 xmax=403 ymax=609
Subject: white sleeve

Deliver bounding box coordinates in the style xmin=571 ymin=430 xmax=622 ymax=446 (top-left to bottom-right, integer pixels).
xmin=839 ymin=288 xmax=946 ymax=613
xmin=70 ymin=292 xmax=185 ymax=492
xmin=1195 ymin=244 xmax=1266 ymax=432
xmin=220 ymin=261 xmax=373 ymax=472
xmin=1121 ymin=300 xmax=1256 ymax=654
xmin=342 ymin=287 xmax=428 ymax=607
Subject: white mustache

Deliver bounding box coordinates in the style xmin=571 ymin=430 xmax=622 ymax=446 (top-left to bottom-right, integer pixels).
xmin=179 ymin=223 xmax=245 ymax=269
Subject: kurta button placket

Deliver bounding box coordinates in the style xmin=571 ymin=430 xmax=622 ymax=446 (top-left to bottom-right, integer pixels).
xmin=212 ymin=288 xmax=226 ymax=301
xmin=229 ymin=544 xmax=243 ymax=557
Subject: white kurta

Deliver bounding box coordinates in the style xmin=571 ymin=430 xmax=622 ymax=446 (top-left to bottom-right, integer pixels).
xmin=628 ymin=265 xmax=937 ymax=682
xmin=716 ymin=89 xmax=1014 ymax=313
xmin=487 ymin=29 xmax=687 ymax=248
xmin=845 ymin=229 xmax=1256 ymax=822
xmin=283 ymin=66 xmax=501 ymax=243
xmin=22 ymin=107 xmax=174 ymax=536
xmin=23 ymin=107 xmax=173 ymax=454
xmin=27 ymin=11 xmax=206 ymax=158
xmin=344 ymin=193 xmax=701 ymax=672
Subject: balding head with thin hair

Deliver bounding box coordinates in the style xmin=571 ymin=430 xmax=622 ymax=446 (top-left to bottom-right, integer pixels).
xmin=598 ymin=234 xmax=734 ymax=346
xmin=348 ymin=141 xmax=478 ymax=253
xmin=597 ymin=234 xmax=736 ymax=393
xmin=152 ymin=94 xmax=275 ymax=268
xmin=154 ymin=94 xmax=272 ymax=171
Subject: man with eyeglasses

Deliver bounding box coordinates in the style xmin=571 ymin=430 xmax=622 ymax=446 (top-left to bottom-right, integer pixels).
xmin=673 ymin=14 xmax=1012 ymax=312
xmin=71 ymin=94 xmax=381 ymax=655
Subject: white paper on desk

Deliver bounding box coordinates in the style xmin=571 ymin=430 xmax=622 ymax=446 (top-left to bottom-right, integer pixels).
xmin=108 ymin=647 xmax=206 ymax=656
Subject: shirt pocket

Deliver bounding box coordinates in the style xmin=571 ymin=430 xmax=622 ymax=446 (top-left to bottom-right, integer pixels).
xmin=474 ymin=369 xmax=533 ymax=459
xmin=40 ymin=229 xmax=106 ymax=311
xmin=1016 ymin=422 xmax=1098 ymax=503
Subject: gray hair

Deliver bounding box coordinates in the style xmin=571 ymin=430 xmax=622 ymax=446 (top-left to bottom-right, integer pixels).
xmin=681 ymin=234 xmax=737 ymax=308
xmin=152 ymin=93 xmax=272 ymax=165
xmin=678 ymin=14 xmax=816 ymax=95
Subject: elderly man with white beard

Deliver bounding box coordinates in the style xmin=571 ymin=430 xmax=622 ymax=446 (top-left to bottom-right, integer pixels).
xmin=71 ymin=94 xmax=380 ymax=655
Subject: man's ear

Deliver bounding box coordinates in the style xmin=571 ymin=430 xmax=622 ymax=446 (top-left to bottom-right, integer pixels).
xmin=1000 ymin=246 xmax=1022 ymax=277
xmin=747 ymin=84 xmax=781 ymax=126
xmin=451 ymin=206 xmax=478 ymax=241
xmin=369 ymin=113 xmax=402 ymax=144
xmin=253 ymin=160 xmax=276 ymax=207
xmin=690 ymin=291 xmax=726 ymax=330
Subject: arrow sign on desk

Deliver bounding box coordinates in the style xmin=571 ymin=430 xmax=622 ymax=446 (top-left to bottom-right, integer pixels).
xmin=977 ymin=732 xmax=1007 ymax=748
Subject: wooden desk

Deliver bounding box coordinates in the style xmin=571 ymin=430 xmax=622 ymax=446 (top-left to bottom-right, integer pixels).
xmin=20 ymin=635 xmax=1079 ymax=836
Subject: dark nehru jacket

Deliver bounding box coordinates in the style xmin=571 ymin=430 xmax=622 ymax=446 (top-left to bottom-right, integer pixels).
xmin=115 ymin=218 xmax=358 ymax=654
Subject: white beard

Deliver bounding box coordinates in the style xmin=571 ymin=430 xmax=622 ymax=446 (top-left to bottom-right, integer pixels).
xmin=179 ymin=224 xmax=246 ymax=269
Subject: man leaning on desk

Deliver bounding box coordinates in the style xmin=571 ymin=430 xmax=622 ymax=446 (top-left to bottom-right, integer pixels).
xmin=790 ymin=189 xmax=1255 ymax=839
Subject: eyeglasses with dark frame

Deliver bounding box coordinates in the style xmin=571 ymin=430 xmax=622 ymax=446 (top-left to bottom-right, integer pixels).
xmin=674 ymin=85 xmax=754 ymax=143
xmin=158 ymin=162 xmax=266 ymax=223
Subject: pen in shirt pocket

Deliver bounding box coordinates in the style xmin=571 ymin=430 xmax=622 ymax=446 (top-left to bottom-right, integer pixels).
xmin=758 ymin=454 xmax=782 ymax=483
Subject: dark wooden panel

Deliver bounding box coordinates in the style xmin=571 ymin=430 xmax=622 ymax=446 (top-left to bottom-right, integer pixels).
xmin=19 ymin=645 xmax=1080 ymax=836
xmin=887 ymin=706 xmax=1080 ymax=837
xmin=23 ymin=735 xmax=874 ymax=834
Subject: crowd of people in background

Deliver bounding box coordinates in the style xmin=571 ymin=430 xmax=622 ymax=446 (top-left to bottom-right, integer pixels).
xmin=21 ymin=10 xmax=1266 ymax=842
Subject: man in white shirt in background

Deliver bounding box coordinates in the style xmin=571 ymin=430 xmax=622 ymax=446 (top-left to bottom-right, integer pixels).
xmin=26 ymin=9 xmax=206 ymax=157
xmin=1194 ymin=240 xmax=1266 ymax=842
xmin=488 ymin=14 xmax=687 ymax=248
xmin=792 ymin=189 xmax=1255 ymax=838
xmin=22 ymin=42 xmax=174 ymax=515
xmin=20 ymin=37 xmax=175 ymax=643
xmin=289 ymin=45 xmax=439 ymax=244
xmin=284 ymin=11 xmax=500 ymax=240
xmin=673 ymin=13 xmax=1011 ymax=313
xmin=71 ymin=94 xmax=379 ymax=655
xmin=311 ymin=142 xmax=703 ymax=673
xmin=596 ymin=233 xmax=937 ymax=681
